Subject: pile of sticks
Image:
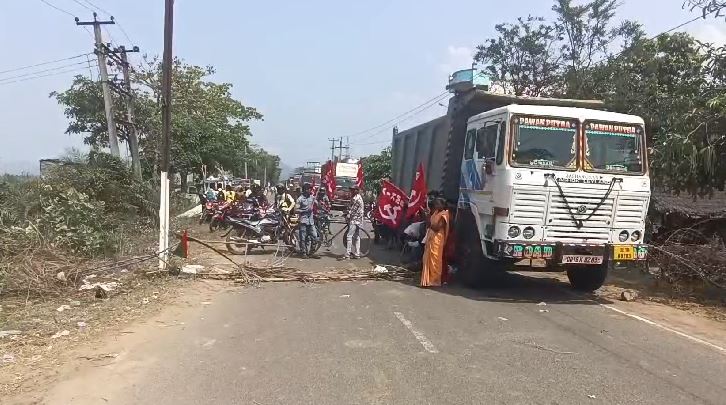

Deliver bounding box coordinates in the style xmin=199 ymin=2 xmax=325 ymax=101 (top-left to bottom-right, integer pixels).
xmin=650 ymin=237 xmax=726 ymax=290
xmin=182 ymin=233 xmax=415 ymax=284
xmin=234 ymin=264 xmax=415 ymax=284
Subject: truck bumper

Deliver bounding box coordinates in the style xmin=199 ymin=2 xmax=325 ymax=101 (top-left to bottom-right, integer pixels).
xmin=494 ymin=240 xmax=648 ymax=265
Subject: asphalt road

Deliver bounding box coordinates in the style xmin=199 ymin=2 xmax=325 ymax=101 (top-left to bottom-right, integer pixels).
xmin=43 ymin=266 xmax=726 ymax=405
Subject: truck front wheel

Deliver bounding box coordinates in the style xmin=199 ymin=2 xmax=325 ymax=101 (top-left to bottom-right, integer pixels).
xmin=566 ymin=264 xmax=608 ymax=292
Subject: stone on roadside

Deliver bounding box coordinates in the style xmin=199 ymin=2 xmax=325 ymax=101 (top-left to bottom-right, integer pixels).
xmin=94 ymin=285 xmax=108 ymax=299
xmin=0 ymin=330 xmax=22 ymax=339
xmin=50 ymin=330 xmax=70 ymax=339
xmin=70 ymin=300 xmax=82 ymax=307
xmin=181 ymin=264 xmax=205 ymax=275
xmin=2 ymin=353 xmax=15 ymax=364
xmin=56 ymin=271 xmax=66 ymax=282
xmin=620 ymin=289 xmax=638 ymax=302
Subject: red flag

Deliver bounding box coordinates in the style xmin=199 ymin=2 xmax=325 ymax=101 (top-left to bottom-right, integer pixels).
xmin=311 ymin=176 xmax=318 ymax=196
xmin=323 ymin=161 xmax=336 ymax=200
xmin=355 ymin=160 xmax=365 ymax=190
xmin=374 ymin=180 xmax=407 ymax=229
xmin=406 ymin=163 xmax=427 ymax=219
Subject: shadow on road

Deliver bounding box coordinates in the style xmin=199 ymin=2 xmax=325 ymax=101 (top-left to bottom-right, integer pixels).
xmin=394 ymin=270 xmax=614 ymax=306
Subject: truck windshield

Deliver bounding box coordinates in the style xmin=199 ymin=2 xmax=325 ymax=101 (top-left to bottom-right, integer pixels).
xmin=511 ymin=116 xmax=578 ymax=169
xmin=336 ymin=177 xmax=355 ymax=188
xmin=584 ymin=122 xmax=644 ymax=174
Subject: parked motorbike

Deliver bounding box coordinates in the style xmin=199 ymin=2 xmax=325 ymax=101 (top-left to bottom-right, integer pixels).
xmin=209 ymin=201 xmax=255 ymax=232
xmin=199 ymin=200 xmax=220 ymax=224
xmin=223 ymin=208 xmax=288 ymax=254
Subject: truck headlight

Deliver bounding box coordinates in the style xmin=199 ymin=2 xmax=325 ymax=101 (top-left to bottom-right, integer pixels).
xmin=618 ymin=230 xmax=629 ymax=242
xmin=522 ymin=227 xmax=535 ymax=239
xmin=631 ymin=230 xmax=642 ymax=242
xmin=508 ymin=226 xmax=520 ymax=238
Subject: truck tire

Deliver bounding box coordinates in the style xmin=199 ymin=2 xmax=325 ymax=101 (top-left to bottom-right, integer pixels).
xmin=566 ymin=264 xmax=608 ymax=292
xmin=454 ymin=207 xmax=503 ymax=288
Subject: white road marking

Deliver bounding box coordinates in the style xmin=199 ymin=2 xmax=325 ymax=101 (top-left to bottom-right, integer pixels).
xmin=393 ymin=312 xmax=439 ymax=354
xmin=601 ymin=304 xmax=726 ymax=355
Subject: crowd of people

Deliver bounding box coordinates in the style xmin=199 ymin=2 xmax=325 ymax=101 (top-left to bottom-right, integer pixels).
xmin=202 ymin=180 xmax=454 ymax=287
xmin=204 ymin=182 xmax=269 ymax=207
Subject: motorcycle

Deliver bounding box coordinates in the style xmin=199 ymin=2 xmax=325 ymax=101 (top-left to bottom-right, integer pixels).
xmin=223 ymin=208 xmax=290 ymax=254
xmin=199 ymin=200 xmax=220 ymax=224
xmin=209 ymin=201 xmax=255 ymax=232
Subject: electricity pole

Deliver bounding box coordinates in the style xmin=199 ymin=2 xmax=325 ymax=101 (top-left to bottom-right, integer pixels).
xmin=76 ymin=13 xmax=120 ymax=157
xmin=158 ymin=0 xmax=174 ymax=269
xmin=108 ymin=45 xmax=142 ymax=179
xmin=244 ymin=144 xmax=248 ymax=179
xmin=338 ymin=138 xmax=343 ymax=161
xmin=328 ymin=138 xmax=338 ymax=162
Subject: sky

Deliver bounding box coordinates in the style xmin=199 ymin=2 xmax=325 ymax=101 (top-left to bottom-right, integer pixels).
xmin=1 ymin=0 xmax=725 ymax=174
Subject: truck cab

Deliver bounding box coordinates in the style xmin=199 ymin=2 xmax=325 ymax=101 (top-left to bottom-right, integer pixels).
xmin=456 ymin=104 xmax=650 ymax=291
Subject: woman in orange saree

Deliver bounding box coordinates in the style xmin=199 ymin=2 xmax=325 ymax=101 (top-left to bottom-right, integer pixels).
xmin=421 ymin=198 xmax=450 ymax=287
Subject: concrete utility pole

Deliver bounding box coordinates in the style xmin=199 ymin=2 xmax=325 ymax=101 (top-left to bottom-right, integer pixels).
xmin=119 ymin=46 xmax=141 ymax=179
xmin=244 ymin=144 xmax=248 ymax=179
xmin=158 ymin=0 xmax=174 ymax=269
xmin=338 ymin=138 xmax=343 ymax=161
xmin=108 ymin=45 xmax=142 ymax=179
xmin=328 ymin=138 xmax=338 ymax=162
xmin=76 ymin=13 xmax=120 ymax=157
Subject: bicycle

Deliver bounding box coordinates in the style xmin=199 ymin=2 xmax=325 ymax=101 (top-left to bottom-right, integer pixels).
xmin=317 ymin=217 xmax=372 ymax=257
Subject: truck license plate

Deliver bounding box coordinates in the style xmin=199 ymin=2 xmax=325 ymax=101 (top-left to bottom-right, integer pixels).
xmin=561 ymin=255 xmax=603 ymax=264
xmin=613 ymin=245 xmax=635 ymax=260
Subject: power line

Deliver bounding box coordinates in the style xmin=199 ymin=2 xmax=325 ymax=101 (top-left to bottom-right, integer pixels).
xmin=81 ymin=0 xmax=112 ymax=16
xmin=346 ymin=91 xmax=449 ymax=139
xmin=81 ymin=0 xmax=136 ymax=45
xmin=0 ymin=53 xmax=90 ymax=75
xmin=68 ymin=0 xmax=93 ymax=12
xmin=0 ymin=65 xmax=96 ymax=86
xmin=0 ymin=60 xmax=95 ymax=82
xmin=350 ymin=92 xmax=450 ymax=145
xmin=39 ymin=0 xmax=75 ymax=17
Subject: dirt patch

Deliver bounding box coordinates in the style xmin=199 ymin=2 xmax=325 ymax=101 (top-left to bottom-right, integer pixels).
xmin=599 ymin=267 xmax=726 ymax=322
xmin=0 ymin=271 xmax=193 ymax=402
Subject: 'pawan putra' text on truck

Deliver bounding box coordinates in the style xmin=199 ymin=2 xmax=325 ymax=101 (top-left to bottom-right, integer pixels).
xmin=392 ymin=73 xmax=649 ymax=291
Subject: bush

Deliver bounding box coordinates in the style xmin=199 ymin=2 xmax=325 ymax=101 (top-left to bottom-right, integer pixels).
xmin=37 ymin=186 xmax=108 ymax=255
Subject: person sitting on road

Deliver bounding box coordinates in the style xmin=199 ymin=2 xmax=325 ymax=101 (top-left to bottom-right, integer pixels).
xmin=275 ymin=184 xmax=295 ymax=215
xmin=295 ymin=183 xmax=318 ymax=258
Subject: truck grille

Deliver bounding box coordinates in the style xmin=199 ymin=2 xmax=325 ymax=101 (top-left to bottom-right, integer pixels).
xmin=511 ymin=189 xmax=548 ymax=225
xmin=549 ymin=192 xmax=615 ymax=228
xmin=509 ymin=187 xmax=648 ymax=244
xmin=613 ymin=194 xmax=648 ymax=229
xmin=544 ymin=226 xmax=610 ymax=244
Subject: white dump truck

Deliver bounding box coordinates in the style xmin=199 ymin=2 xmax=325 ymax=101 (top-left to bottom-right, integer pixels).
xmin=392 ymin=71 xmax=649 ymax=291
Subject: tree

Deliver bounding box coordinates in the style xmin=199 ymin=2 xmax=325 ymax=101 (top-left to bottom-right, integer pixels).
xmin=551 ymin=0 xmax=642 ymax=98
xmin=684 ymin=0 xmax=726 ymax=19
xmin=52 ymin=57 xmax=275 ymax=189
xmin=474 ymin=16 xmax=563 ymax=96
xmin=474 ymin=1 xmax=640 ymax=98
xmin=596 ymin=34 xmax=726 ymax=195
xmin=361 ymin=147 xmax=392 ymax=195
